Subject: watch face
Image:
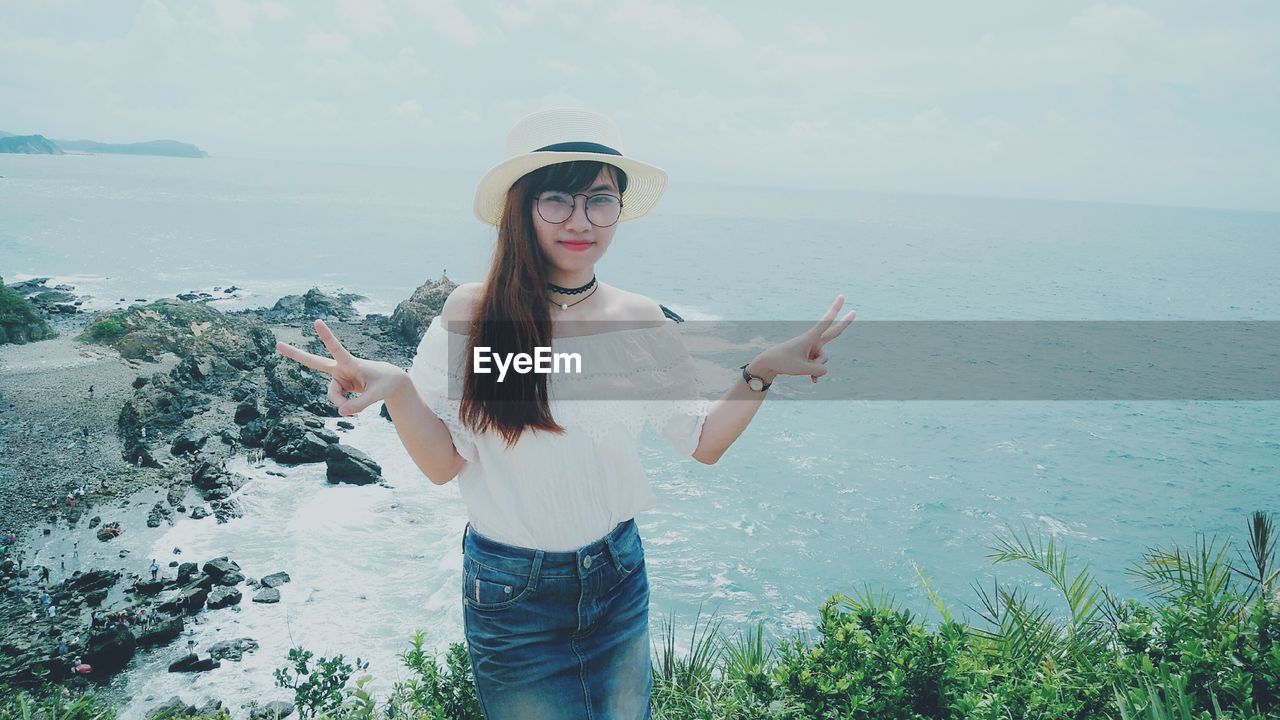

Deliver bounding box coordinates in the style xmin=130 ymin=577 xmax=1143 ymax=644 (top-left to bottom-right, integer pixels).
xmin=748 ymin=377 xmax=765 ymax=392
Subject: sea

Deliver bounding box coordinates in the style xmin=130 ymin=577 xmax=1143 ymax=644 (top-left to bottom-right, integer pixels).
xmin=1 ymin=153 xmax=1278 ymax=715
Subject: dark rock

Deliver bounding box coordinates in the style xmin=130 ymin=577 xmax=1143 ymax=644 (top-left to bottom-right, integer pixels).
xmin=170 ymin=430 xmax=208 ymax=456
xmin=250 ymin=700 xmax=295 ymax=719
xmin=265 ymin=360 xmax=334 ymax=417
xmin=168 ymin=653 xmax=220 ymax=672
xmin=181 ymin=584 xmax=209 ymax=612
xmin=252 ymin=587 xmax=280 ymax=603
xmin=264 ymin=417 xmax=333 ymax=463
xmin=145 ymin=696 xmax=197 ymax=719
xmin=64 ymin=568 xmax=120 ymax=596
xmin=84 ymin=588 xmax=109 ymax=606
xmin=260 ymin=571 xmax=290 ymax=588
xmin=257 ymin=288 xmax=361 ymax=324
xmin=215 ymin=570 xmax=245 ymax=587
xmin=166 ymin=485 xmax=185 ymax=507
xmin=210 ymin=498 xmax=243 ymax=523
xmin=134 ymin=579 xmax=165 ymax=596
xmin=201 ymin=557 xmax=241 ymax=580
xmin=177 ymin=562 xmax=198 ymax=583
xmin=195 ymin=699 xmax=224 ymax=717
xmin=234 ymin=401 xmax=261 ymax=425
xmin=133 ymin=375 xmax=150 ymax=389
xmin=137 ymin=614 xmax=184 ymax=647
xmin=190 ymin=506 xmax=210 ymax=520
xmin=207 ymin=637 xmax=258 ymax=661
xmin=325 ymin=443 xmax=383 ymax=485
xmin=84 ymin=625 xmax=136 ymax=675
xmin=390 ymin=275 xmax=455 ymax=345
xmin=147 ymin=501 xmax=174 ymax=528
xmin=337 ymin=420 xmax=355 ymax=430
xmin=207 ymin=586 xmax=242 ymax=609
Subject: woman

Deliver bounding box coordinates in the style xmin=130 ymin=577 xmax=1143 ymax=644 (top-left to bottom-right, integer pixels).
xmin=274 ymin=108 xmax=855 ymax=719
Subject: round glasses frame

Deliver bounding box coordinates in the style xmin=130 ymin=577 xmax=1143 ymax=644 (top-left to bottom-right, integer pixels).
xmin=535 ymin=191 xmax=624 ymax=228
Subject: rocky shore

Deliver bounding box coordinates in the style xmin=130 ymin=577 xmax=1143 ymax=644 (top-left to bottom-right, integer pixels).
xmin=0 ymin=275 xmax=454 ymax=714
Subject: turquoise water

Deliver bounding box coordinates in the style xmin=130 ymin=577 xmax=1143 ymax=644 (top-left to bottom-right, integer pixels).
xmin=2 ymin=154 xmax=1278 ymax=706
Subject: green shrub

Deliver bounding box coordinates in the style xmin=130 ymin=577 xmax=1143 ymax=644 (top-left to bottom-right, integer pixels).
xmin=85 ymin=317 xmax=126 ymax=341
xmin=0 ymin=283 xmax=41 ymax=325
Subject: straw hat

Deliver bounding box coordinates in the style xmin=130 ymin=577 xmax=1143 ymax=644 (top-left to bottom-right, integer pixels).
xmin=473 ymin=108 xmax=667 ymax=226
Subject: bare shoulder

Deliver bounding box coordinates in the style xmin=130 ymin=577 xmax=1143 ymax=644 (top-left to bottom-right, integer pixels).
xmin=441 ymin=282 xmax=484 ymax=327
xmin=602 ymin=285 xmax=668 ymax=324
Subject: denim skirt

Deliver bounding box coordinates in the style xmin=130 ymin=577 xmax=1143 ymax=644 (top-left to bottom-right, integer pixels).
xmin=461 ymin=518 xmax=652 ymax=720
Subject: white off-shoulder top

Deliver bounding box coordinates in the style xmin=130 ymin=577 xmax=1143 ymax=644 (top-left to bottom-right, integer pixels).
xmin=407 ymin=315 xmax=713 ymax=551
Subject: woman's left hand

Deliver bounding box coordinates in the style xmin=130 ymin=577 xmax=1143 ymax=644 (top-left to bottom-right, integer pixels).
xmin=752 ymin=295 xmax=856 ymax=383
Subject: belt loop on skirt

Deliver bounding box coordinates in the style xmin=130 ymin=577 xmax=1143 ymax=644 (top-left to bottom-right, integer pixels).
xmin=461 ymin=523 xmax=468 ymax=554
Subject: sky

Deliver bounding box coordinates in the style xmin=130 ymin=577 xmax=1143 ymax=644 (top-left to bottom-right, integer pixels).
xmin=1 ymin=1 xmax=1277 ymax=211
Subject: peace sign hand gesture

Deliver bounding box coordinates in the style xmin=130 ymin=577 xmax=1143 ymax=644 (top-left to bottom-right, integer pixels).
xmin=751 ymin=295 xmax=856 ymax=384
xmin=274 ymin=319 xmax=410 ymax=417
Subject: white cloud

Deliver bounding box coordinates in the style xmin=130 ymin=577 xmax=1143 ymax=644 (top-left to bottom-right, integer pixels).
xmin=608 ymin=0 xmax=742 ymax=50
xmin=336 ymin=0 xmax=392 ymax=34
xmin=305 ymin=30 xmax=351 ymax=52
xmin=405 ymin=0 xmax=482 ymax=46
xmin=393 ymin=98 xmax=425 ymax=118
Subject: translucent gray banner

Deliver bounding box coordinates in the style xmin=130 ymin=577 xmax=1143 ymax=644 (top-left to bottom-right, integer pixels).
xmin=442 ymin=321 xmax=1280 ymax=401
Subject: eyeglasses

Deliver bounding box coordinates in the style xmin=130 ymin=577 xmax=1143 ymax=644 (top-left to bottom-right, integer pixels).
xmin=536 ymin=191 xmax=624 ymax=228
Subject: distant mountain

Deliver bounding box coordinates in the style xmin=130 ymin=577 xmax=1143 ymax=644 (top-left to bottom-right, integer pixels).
xmin=0 ymin=130 xmax=206 ymax=158
xmin=54 ymin=138 xmax=207 ymax=158
xmin=0 ymin=134 xmax=63 ymax=154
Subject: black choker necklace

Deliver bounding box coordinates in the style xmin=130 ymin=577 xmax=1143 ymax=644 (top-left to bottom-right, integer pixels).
xmin=548 ymin=275 xmax=597 ymax=295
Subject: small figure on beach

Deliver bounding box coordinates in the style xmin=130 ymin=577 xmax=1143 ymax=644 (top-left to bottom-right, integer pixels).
xmin=40 ymin=566 xmax=50 ymax=583
xmin=141 ymin=427 xmax=147 ymax=439
xmin=150 ymin=559 xmax=159 ymax=581
xmin=87 ymin=385 xmax=94 ymax=398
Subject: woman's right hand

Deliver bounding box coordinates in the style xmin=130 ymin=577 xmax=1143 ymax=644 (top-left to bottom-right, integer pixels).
xmin=275 ymin=319 xmax=410 ymax=417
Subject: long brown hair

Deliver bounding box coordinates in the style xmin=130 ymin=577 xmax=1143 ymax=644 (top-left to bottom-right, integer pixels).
xmin=459 ymin=161 xmax=629 ymax=447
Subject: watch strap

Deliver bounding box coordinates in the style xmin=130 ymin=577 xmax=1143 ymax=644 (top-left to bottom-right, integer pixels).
xmin=739 ymin=363 xmax=772 ymax=392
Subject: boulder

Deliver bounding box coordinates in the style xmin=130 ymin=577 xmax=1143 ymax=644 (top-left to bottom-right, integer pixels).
xmin=147 ymin=501 xmax=174 ymax=528
xmin=250 ymin=701 xmax=295 ymax=719
xmin=325 ymin=443 xmax=382 ymax=485
xmin=145 ymin=697 xmax=197 ymax=719
xmin=260 ymin=571 xmax=291 ymax=589
xmin=201 ymin=557 xmax=241 ymax=580
xmin=176 ymin=562 xmax=198 ymax=583
xmin=64 ymin=568 xmax=120 ymax=596
xmin=170 ymin=430 xmax=209 ymax=456
xmin=83 ymin=625 xmax=136 ymax=675
xmin=390 ymin=275 xmax=455 ymax=345
xmin=207 ymin=637 xmax=258 ymax=661
xmin=207 ymin=586 xmax=242 ymax=609
xmin=234 ymin=401 xmax=261 ymax=425
xmin=136 ymin=615 xmax=185 ymax=647
xmin=252 ymin=587 xmax=280 ymax=604
xmin=168 ymin=653 xmax=220 ymax=672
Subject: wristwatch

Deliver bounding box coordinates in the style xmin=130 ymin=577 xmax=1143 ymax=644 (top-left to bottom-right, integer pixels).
xmin=739 ymin=363 xmax=772 ymax=392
